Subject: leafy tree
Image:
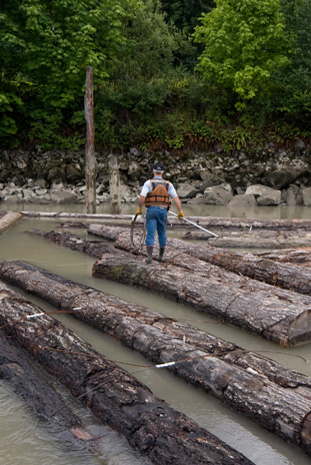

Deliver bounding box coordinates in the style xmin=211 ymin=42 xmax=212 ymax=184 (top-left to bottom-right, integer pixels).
xmin=0 ymin=0 xmax=139 ymax=146
xmin=160 ymin=0 xmax=215 ymax=32
xmin=194 ymin=0 xmax=289 ymax=110
xmin=272 ymin=0 xmax=311 ymax=120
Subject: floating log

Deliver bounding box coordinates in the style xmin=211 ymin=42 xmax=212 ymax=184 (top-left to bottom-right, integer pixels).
xmin=25 ymin=227 xmax=311 ymax=346
xmin=27 ymin=229 xmax=111 ymax=258
xmin=100 ymin=232 xmax=311 ymax=346
xmin=182 ymin=230 xmax=311 ymax=249
xmin=0 ymin=211 xmax=22 ymax=234
xmin=255 ymin=248 xmax=311 ymax=267
xmin=0 ymin=280 xmax=253 ymax=465
xmin=1 ymin=260 xmax=311 ymax=456
xmin=0 ymin=331 xmax=96 ymax=450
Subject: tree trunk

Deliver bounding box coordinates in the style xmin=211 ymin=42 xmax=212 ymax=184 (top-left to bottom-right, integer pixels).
xmin=1 ymin=260 xmax=311 ymax=456
xmin=0 ymin=279 xmax=253 ymax=465
xmin=108 ymin=154 xmax=121 ymax=214
xmin=84 ymin=66 xmax=96 ymax=214
xmin=0 ymin=332 xmax=96 ymax=449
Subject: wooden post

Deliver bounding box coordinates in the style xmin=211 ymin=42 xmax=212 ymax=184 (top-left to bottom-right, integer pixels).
xmin=84 ymin=66 xmax=96 ymax=214
xmin=108 ymin=154 xmax=121 ymax=214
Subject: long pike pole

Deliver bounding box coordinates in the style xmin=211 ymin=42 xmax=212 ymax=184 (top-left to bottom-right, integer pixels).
xmin=169 ymin=211 xmax=218 ymax=237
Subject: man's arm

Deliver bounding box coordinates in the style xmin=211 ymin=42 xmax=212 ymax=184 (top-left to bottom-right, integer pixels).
xmin=173 ymin=196 xmax=184 ymax=219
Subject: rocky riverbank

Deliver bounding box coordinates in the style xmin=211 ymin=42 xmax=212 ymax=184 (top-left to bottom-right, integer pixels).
xmin=1 ymin=144 xmax=311 ymax=207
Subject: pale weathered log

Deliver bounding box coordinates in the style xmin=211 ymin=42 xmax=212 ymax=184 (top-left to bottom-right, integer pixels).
xmin=0 ymin=211 xmax=22 ymax=234
xmin=108 ymin=154 xmax=121 ymax=214
xmin=0 ymin=332 xmax=96 ymax=450
xmin=84 ymin=66 xmax=96 ymax=214
xmin=255 ymin=247 xmax=311 ymax=266
xmin=1 ymin=260 xmax=311 ymax=455
xmin=0 ymin=280 xmax=253 ymax=465
xmin=182 ymin=229 xmax=311 ymax=249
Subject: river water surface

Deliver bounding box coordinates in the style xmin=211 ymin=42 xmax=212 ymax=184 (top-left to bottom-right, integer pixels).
xmin=1 ymin=202 xmax=311 ymax=465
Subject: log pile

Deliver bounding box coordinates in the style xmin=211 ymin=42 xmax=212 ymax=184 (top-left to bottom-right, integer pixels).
xmin=25 ymin=227 xmax=311 ymax=346
xmin=1 ymin=259 xmax=311 ymax=457
xmin=0 ymin=279 xmax=253 ymax=465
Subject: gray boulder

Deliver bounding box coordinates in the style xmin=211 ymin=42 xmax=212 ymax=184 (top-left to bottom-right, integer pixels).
xmin=203 ymin=183 xmax=233 ymax=206
xmin=228 ymin=194 xmax=257 ymax=208
xmin=245 ymin=184 xmax=281 ymax=206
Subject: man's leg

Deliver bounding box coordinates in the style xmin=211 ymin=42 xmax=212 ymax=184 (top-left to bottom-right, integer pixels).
xmin=157 ymin=209 xmax=167 ymax=261
xmin=145 ymin=208 xmax=157 ymax=264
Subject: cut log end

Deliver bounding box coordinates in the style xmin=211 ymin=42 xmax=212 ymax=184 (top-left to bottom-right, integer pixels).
xmin=289 ymin=310 xmax=311 ymax=346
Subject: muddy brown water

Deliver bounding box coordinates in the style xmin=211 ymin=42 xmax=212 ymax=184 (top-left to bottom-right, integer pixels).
xmin=1 ymin=203 xmax=311 ymax=465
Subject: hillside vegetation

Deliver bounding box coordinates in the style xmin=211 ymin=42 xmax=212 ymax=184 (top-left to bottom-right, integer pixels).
xmin=1 ymin=0 xmax=311 ymax=153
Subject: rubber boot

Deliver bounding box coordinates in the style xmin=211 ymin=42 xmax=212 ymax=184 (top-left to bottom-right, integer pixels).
xmin=158 ymin=247 xmax=165 ymax=262
xmin=146 ymin=246 xmax=153 ymax=264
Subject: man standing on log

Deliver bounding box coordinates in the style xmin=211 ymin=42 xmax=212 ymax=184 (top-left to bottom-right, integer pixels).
xmin=136 ymin=162 xmax=184 ymax=263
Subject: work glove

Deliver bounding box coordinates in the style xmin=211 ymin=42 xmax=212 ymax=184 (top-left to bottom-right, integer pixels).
xmin=136 ymin=206 xmax=142 ymax=215
xmin=177 ymin=210 xmax=184 ymax=220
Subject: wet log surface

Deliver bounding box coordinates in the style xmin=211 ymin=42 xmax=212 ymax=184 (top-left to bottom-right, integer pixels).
xmin=0 ymin=331 xmax=96 ymax=450
xmin=105 ymin=232 xmax=311 ymax=347
xmin=1 ymin=260 xmax=311 ymax=456
xmin=0 ymin=280 xmax=253 ymax=465
xmin=25 ymin=227 xmax=311 ymax=346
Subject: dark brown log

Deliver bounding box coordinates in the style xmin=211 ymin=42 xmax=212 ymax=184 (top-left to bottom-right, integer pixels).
xmin=0 ymin=331 xmax=96 ymax=449
xmin=1 ymin=260 xmax=311 ymax=456
xmin=27 ymin=229 xmax=111 ymax=258
xmin=0 ymin=280 xmax=253 ymax=465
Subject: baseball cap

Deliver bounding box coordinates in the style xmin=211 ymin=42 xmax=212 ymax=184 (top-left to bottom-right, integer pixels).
xmin=153 ymin=162 xmax=165 ymax=172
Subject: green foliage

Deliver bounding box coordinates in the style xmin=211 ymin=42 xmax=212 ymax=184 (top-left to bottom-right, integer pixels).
xmin=271 ymin=0 xmax=311 ymax=121
xmin=160 ymin=0 xmax=215 ymax=32
xmin=194 ymin=0 xmax=289 ymax=109
xmin=0 ymin=0 xmax=140 ymax=145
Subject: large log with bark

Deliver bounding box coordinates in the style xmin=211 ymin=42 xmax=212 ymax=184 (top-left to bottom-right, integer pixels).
xmin=113 ymin=230 xmax=311 ymax=305
xmin=25 ymin=227 xmax=311 ymax=346
xmin=0 ymin=280 xmax=253 ymax=465
xmin=1 ymin=260 xmax=311 ymax=456
xmin=93 ymin=233 xmax=311 ymax=347
xmin=0 ymin=331 xmax=96 ymax=451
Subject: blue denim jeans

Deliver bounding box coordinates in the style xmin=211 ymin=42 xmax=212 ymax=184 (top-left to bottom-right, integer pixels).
xmin=145 ymin=206 xmax=168 ymax=247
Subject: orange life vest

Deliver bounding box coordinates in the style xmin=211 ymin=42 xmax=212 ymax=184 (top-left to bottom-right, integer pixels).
xmin=145 ymin=180 xmax=171 ymax=208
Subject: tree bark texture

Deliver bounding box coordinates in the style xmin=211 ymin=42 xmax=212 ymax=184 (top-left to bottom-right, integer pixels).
xmin=108 ymin=154 xmax=121 ymax=214
xmin=1 ymin=260 xmax=311 ymax=456
xmin=84 ymin=66 xmax=96 ymax=214
xmin=25 ymin=227 xmax=311 ymax=346
xmin=0 ymin=280 xmax=253 ymax=465
xmin=94 ymin=232 xmax=311 ymax=347
xmin=0 ymin=332 xmax=96 ymax=449
xmin=27 ymin=229 xmax=111 ymax=258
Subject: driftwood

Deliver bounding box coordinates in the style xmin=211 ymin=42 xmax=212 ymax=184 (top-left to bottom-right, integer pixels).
xmin=0 ymin=280 xmax=253 ymax=465
xmin=1 ymin=260 xmax=311 ymax=456
xmin=0 ymin=331 xmax=96 ymax=450
xmin=0 ymin=211 xmax=22 ymax=234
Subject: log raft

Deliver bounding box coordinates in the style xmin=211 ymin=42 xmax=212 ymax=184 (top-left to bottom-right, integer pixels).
xmin=25 ymin=227 xmax=311 ymax=346
xmin=1 ymin=260 xmax=311 ymax=456
xmin=0 ymin=280 xmax=254 ymax=465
